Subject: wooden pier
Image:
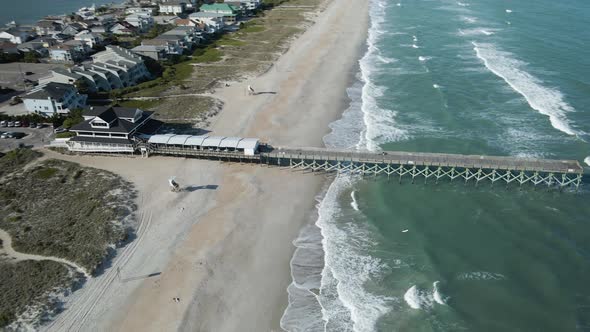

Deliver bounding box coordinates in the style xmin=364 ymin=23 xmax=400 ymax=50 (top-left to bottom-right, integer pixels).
xmin=146 ymin=144 xmax=584 ymax=189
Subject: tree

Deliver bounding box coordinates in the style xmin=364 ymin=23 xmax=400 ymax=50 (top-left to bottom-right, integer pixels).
xmin=74 ymin=79 xmax=91 ymax=94
xmin=23 ymin=52 xmax=39 ymax=63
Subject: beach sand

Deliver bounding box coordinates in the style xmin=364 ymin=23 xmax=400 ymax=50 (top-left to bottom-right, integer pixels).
xmin=43 ymin=0 xmax=369 ymax=331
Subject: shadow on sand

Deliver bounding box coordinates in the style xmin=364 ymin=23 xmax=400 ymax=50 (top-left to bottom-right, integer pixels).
xmin=121 ymin=272 xmax=162 ymax=283
xmin=184 ymin=184 xmax=219 ymax=192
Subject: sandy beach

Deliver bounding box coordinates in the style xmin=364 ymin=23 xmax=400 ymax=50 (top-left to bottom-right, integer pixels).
xmin=42 ymin=0 xmax=369 ymax=331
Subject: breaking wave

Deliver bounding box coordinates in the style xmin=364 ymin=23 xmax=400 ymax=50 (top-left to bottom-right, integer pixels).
xmin=404 ymin=281 xmax=447 ymax=309
xmin=472 ymin=42 xmax=581 ymax=136
xmin=585 ymin=157 xmax=590 ymax=167
xmin=350 ymin=191 xmax=360 ymax=211
xmin=457 ymin=271 xmax=506 ymax=281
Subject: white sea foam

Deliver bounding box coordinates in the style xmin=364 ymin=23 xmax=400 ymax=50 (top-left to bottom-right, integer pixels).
xmin=357 ymin=0 xmax=408 ymax=151
xmin=418 ymin=56 xmax=430 ymax=62
xmin=317 ymin=176 xmax=393 ymax=331
xmin=457 ymin=1 xmax=469 ymax=6
xmin=472 ymin=42 xmax=581 ymax=136
xmin=459 ymin=16 xmax=477 ymax=24
xmin=433 ymin=84 xmax=441 ymax=89
xmin=350 ymin=191 xmax=360 ymax=211
xmin=457 ymin=271 xmax=506 ymax=281
xmin=459 ymin=28 xmax=497 ymax=36
xmin=585 ymin=157 xmax=590 ymax=167
xmin=412 ymin=35 xmax=418 ymax=42
xmin=378 ymin=55 xmax=397 ymax=64
xmin=411 ymin=44 xmax=419 ymax=49
xmin=506 ymin=9 xmax=513 ymax=13
xmin=404 ymin=282 xmax=447 ymax=309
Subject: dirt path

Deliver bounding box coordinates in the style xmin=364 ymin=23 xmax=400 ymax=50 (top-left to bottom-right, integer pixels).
xmin=0 ymin=229 xmax=90 ymax=278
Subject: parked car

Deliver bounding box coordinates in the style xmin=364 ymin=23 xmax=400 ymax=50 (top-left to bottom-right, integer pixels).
xmin=25 ymin=71 xmax=34 ymax=76
xmin=54 ymin=127 xmax=67 ymax=134
xmin=1 ymin=132 xmax=11 ymax=139
xmin=36 ymin=123 xmax=44 ymax=129
xmin=0 ymin=121 xmax=6 ymax=127
xmin=8 ymin=121 xmax=15 ymax=127
xmin=11 ymin=132 xmax=26 ymax=139
xmin=9 ymin=96 xmax=22 ymax=105
xmin=29 ymin=122 xmax=36 ymax=128
xmin=21 ymin=121 xmax=29 ymax=127
xmin=14 ymin=121 xmax=21 ymax=127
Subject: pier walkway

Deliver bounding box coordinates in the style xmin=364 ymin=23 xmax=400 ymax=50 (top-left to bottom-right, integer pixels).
xmin=145 ymin=144 xmax=584 ymax=189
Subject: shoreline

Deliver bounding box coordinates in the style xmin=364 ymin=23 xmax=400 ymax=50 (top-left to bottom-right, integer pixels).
xmin=37 ymin=0 xmax=370 ymax=331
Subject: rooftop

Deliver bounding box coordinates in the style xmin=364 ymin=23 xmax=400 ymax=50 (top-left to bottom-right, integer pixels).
xmin=22 ymin=82 xmax=75 ymax=100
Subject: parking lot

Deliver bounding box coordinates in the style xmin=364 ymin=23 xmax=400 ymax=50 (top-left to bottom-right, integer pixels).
xmin=0 ymin=125 xmax=54 ymax=152
xmin=0 ymin=62 xmax=67 ymax=91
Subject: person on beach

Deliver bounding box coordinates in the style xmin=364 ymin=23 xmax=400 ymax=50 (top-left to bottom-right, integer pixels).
xmin=248 ymin=85 xmax=255 ymax=95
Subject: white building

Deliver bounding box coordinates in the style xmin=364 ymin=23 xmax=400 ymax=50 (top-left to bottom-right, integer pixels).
xmin=74 ymin=31 xmax=103 ymax=48
xmin=189 ymin=12 xmax=225 ymax=32
xmin=0 ymin=27 xmax=34 ymax=44
xmin=22 ymin=83 xmax=87 ymax=116
xmin=40 ymin=46 xmax=151 ymax=91
xmin=125 ymin=13 xmax=154 ymax=33
xmin=159 ymin=1 xmax=187 ymax=15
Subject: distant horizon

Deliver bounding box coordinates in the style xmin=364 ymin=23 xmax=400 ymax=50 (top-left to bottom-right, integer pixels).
xmin=0 ymin=0 xmax=119 ymax=27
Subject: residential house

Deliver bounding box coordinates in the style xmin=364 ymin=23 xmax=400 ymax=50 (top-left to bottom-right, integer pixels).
xmin=16 ymin=37 xmax=56 ymax=57
xmin=153 ymin=15 xmax=180 ymax=25
xmin=49 ymin=43 xmax=86 ymax=63
xmin=0 ymin=27 xmax=35 ymax=44
xmin=111 ymin=22 xmax=137 ymax=35
xmin=141 ymin=38 xmax=183 ymax=55
xmin=61 ymin=23 xmax=85 ymax=36
xmin=74 ymin=31 xmax=104 ymax=48
xmin=0 ymin=41 xmax=19 ymax=55
xmin=125 ymin=13 xmax=154 ymax=33
xmin=161 ymin=26 xmax=200 ymax=47
xmin=189 ymin=12 xmax=225 ymax=32
xmin=199 ymin=3 xmax=238 ymax=23
xmin=130 ymin=45 xmax=167 ymax=61
xmin=35 ymin=20 xmax=63 ymax=36
xmin=159 ymin=1 xmax=188 ymax=15
xmin=67 ymin=106 xmax=160 ymax=153
xmin=22 ymin=82 xmax=87 ymax=116
xmin=126 ymin=7 xmax=156 ymax=15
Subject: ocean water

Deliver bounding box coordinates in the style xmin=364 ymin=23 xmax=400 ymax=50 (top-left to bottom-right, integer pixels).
xmin=0 ymin=0 xmax=116 ymax=26
xmin=282 ymin=0 xmax=590 ymax=331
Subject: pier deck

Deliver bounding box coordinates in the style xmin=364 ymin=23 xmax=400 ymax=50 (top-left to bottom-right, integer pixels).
xmin=145 ymin=144 xmax=584 ymax=188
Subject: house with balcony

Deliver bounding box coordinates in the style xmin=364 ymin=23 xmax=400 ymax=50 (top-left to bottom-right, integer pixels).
xmin=67 ymin=106 xmax=161 ymax=153
xmin=199 ymin=3 xmax=239 ymax=24
xmin=159 ymin=1 xmax=188 ymax=15
xmin=125 ymin=13 xmax=154 ymax=33
xmin=22 ymin=82 xmax=87 ymax=116
xmin=49 ymin=43 xmax=87 ymax=63
xmin=188 ymin=12 xmax=225 ymax=32
xmin=0 ymin=27 xmax=35 ymax=44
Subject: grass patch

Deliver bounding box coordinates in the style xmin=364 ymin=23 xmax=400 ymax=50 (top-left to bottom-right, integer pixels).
xmin=192 ymin=47 xmax=223 ymax=63
xmin=0 ymin=149 xmax=42 ymax=179
xmin=0 ymin=159 xmax=136 ymax=273
xmin=0 ymin=260 xmax=75 ymax=329
xmin=152 ymin=96 xmax=219 ymax=124
xmin=34 ymin=167 xmax=58 ymax=179
xmin=55 ymin=132 xmax=76 ymax=139
xmin=118 ymin=99 xmax=163 ymax=109
xmin=215 ymin=36 xmax=246 ymax=47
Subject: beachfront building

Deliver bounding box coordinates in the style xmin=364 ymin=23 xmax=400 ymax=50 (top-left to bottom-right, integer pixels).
xmin=0 ymin=27 xmax=35 ymax=44
xmin=130 ymin=45 xmax=167 ymax=60
xmin=67 ymin=106 xmax=160 ymax=153
xmin=188 ymin=12 xmax=225 ymax=32
xmin=90 ymin=46 xmax=151 ymax=86
xmin=111 ymin=22 xmax=137 ymax=35
xmin=22 ymin=82 xmax=87 ymax=116
xmin=159 ymin=1 xmax=188 ymax=15
xmin=35 ymin=20 xmax=63 ymax=36
xmin=40 ymin=46 xmax=150 ymax=91
xmin=199 ymin=3 xmax=238 ymax=24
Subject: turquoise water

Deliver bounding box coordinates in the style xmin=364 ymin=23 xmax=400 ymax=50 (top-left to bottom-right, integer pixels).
xmin=0 ymin=0 xmax=116 ymax=26
xmin=282 ymin=0 xmax=590 ymax=331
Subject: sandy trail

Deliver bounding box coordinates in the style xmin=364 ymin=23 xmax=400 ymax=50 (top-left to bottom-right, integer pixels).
xmin=0 ymin=229 xmax=90 ymax=278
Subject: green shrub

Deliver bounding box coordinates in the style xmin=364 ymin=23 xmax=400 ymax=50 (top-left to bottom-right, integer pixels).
xmin=35 ymin=167 xmax=58 ymax=179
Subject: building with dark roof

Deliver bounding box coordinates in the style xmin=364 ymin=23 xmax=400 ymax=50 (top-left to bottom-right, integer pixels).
xmin=67 ymin=106 xmax=162 ymax=153
xmin=22 ymin=83 xmax=87 ymax=116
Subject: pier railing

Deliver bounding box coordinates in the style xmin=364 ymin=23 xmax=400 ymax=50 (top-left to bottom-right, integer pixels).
xmin=144 ymin=144 xmax=584 ymax=189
